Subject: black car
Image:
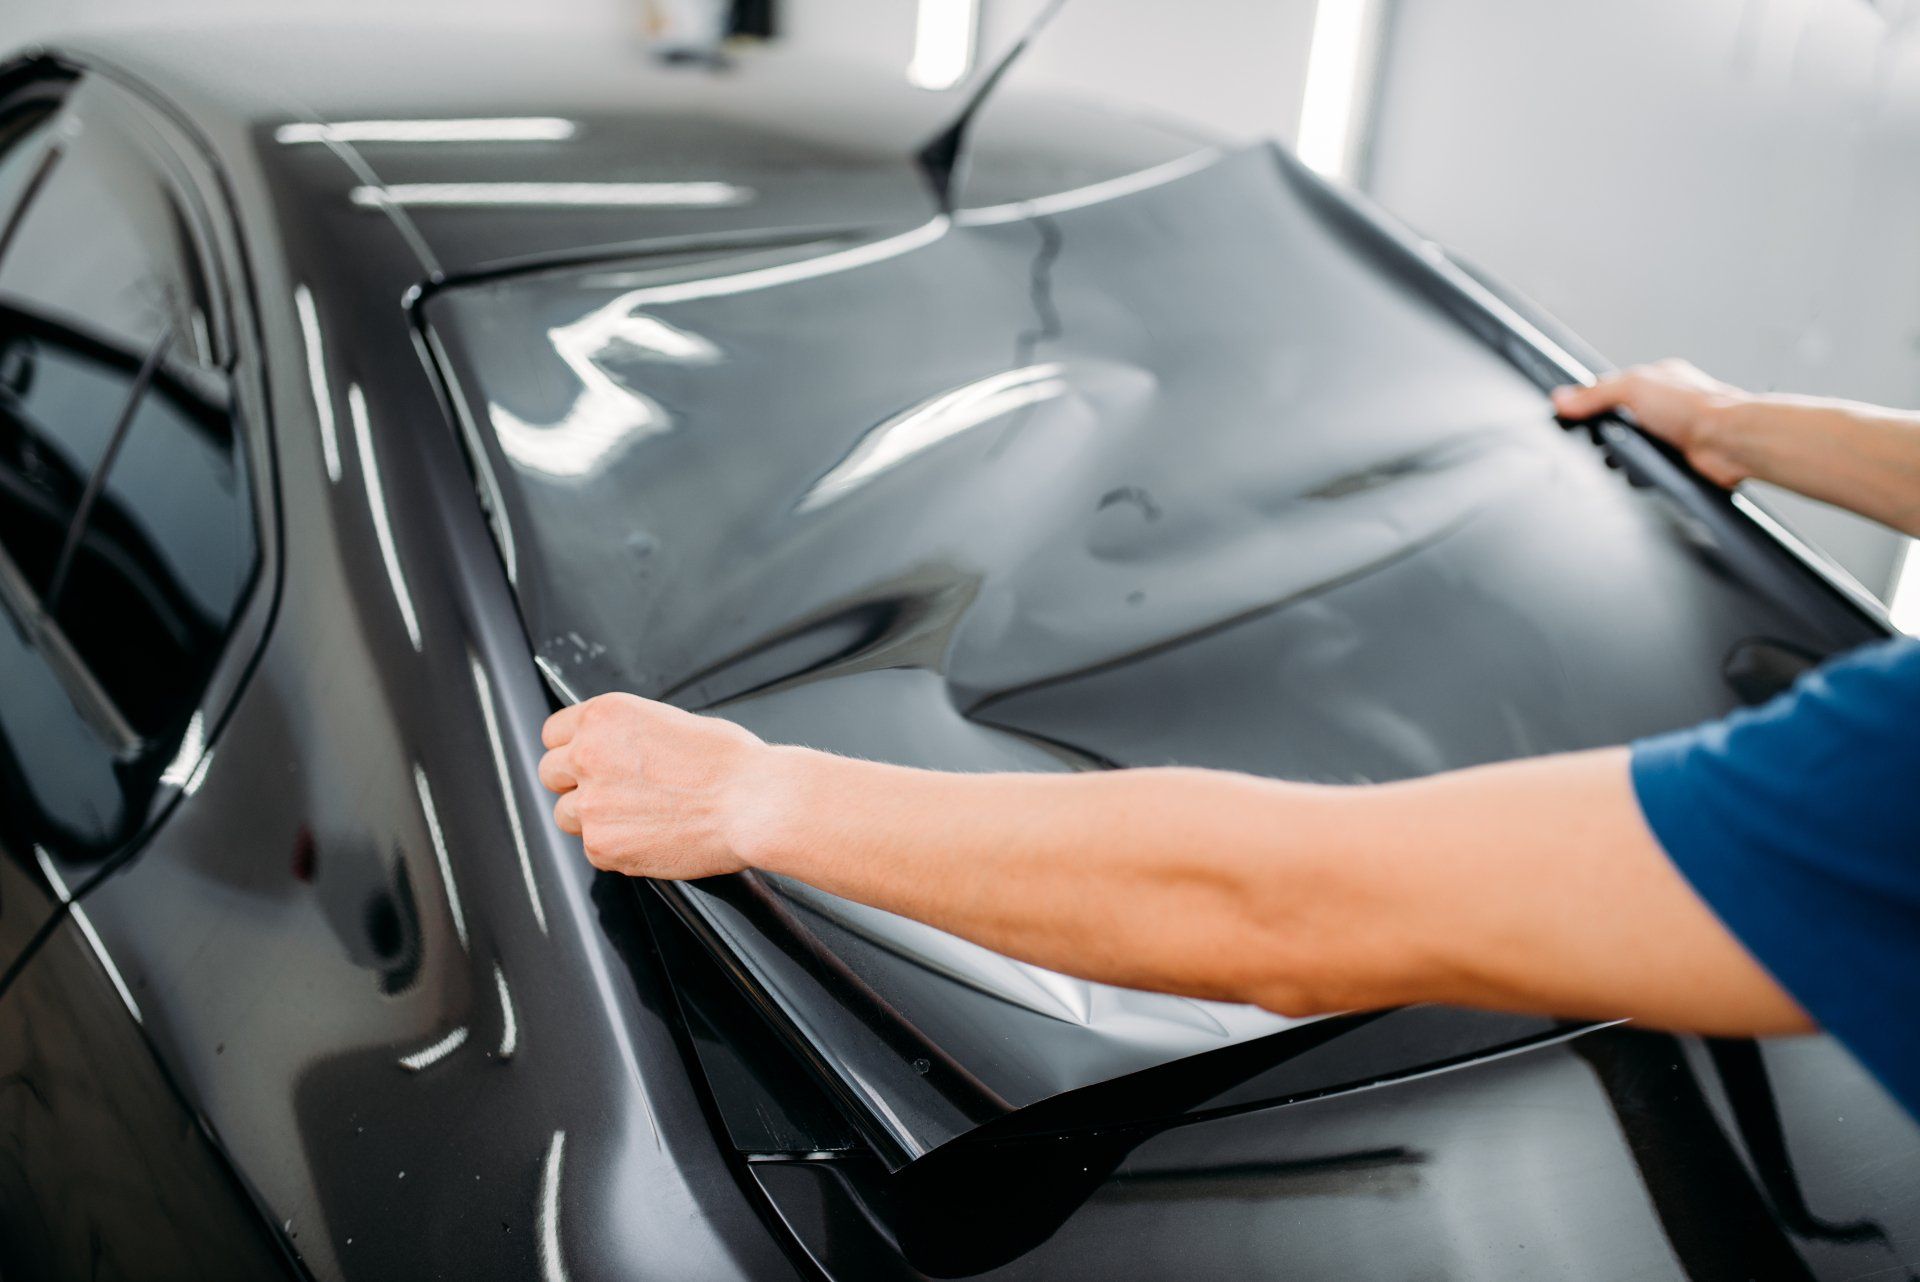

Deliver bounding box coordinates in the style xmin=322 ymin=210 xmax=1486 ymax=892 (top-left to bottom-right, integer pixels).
xmin=0 ymin=20 xmax=1914 ymax=1282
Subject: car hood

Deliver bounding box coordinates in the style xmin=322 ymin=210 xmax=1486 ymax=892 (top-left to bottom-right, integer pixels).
xmin=423 ymin=143 xmax=1862 ymax=1167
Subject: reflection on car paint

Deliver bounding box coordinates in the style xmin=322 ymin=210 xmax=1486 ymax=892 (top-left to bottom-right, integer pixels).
xmin=275 ymin=118 xmax=579 ymax=146
xmin=293 ymin=283 xmax=342 ymax=484
xmin=412 ymin=763 xmax=468 ymax=950
xmin=494 ymin=962 xmax=519 ymax=1059
xmin=157 ymin=707 xmax=206 ymax=787
xmin=425 ymin=323 xmax=519 ymax=583
xmin=798 ymin=361 xmax=1071 ymax=512
xmin=538 ymin=1129 xmax=569 ymax=1282
xmin=397 ymin=1023 xmax=468 ymax=1072
xmin=485 ymin=307 xmax=682 ymax=478
xmin=469 ymin=650 xmax=548 ymax=936
xmin=350 ymin=181 xmax=754 ymax=210
xmin=348 ymin=382 xmax=422 ymax=651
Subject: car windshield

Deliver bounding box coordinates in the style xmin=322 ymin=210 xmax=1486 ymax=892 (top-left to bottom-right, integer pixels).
xmin=425 ymin=142 xmax=1871 ymax=1165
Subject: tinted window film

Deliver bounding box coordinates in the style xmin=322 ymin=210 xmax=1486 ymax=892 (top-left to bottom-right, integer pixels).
xmin=0 ymin=82 xmax=256 ymax=854
xmin=428 ymin=144 xmax=1880 ymax=1163
xmin=0 ymin=104 xmax=217 ymax=369
xmin=53 ymin=360 xmax=253 ymax=736
xmin=0 ymin=307 xmax=150 ymax=595
xmin=0 ymin=102 xmax=56 ymax=227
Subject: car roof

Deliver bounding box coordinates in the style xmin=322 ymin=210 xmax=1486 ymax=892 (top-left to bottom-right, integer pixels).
xmin=20 ymin=23 xmax=976 ymax=277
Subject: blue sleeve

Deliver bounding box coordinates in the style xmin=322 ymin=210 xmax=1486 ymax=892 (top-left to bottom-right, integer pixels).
xmin=1631 ymin=636 xmax=1920 ymax=1121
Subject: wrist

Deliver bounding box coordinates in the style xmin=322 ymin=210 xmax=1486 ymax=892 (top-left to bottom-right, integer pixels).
xmin=724 ymin=742 xmax=839 ymax=876
xmin=1689 ymin=392 xmax=1763 ymax=486
xmin=1690 ymin=391 xmax=1737 ymax=449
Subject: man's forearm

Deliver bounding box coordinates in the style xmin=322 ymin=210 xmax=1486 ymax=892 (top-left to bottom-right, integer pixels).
xmin=543 ymin=693 xmax=1808 ymax=1035
xmin=737 ymin=751 xmax=1413 ymax=1015
xmin=734 ymin=746 xmax=1809 ymax=1032
xmin=1710 ymin=394 xmax=1920 ymax=536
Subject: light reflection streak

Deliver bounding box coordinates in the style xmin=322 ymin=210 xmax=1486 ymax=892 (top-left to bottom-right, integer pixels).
xmin=1418 ymin=241 xmax=1591 ymax=384
xmin=482 ymin=215 xmax=952 ymax=477
xmin=489 ymin=309 xmax=715 ymax=478
xmin=31 ymin=844 xmax=69 ymax=903
xmin=601 ymin=216 xmax=950 ymax=309
xmin=398 ymin=1025 xmax=469 ymax=1072
xmin=425 ymin=326 xmax=517 ymax=583
xmin=495 ymin=965 xmax=519 ymax=1059
xmin=539 ymin=1131 xmax=570 ymax=1282
xmin=470 ymin=654 xmax=548 ymax=935
xmin=414 ymin=764 xmax=469 ymax=951
xmin=159 ymin=710 xmax=206 ymax=788
xmin=182 ymin=752 xmax=214 ymax=797
xmin=294 ymin=285 xmax=342 ymax=483
xmin=277 ymin=118 xmax=577 ymax=145
xmin=350 ymin=181 xmax=751 ymax=210
xmin=71 ymin=903 xmax=142 ymax=1023
xmin=1730 ymin=490 xmax=1890 ymax=622
xmin=957 ymin=148 xmax=1225 ymax=227
xmin=349 ymin=385 xmax=424 ymax=651
xmin=799 ymin=363 xmax=1069 ymax=511
xmin=533 ymin=654 xmax=583 ymax=705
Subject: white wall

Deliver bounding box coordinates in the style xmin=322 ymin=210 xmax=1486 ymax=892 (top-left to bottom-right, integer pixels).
xmin=771 ymin=0 xmax=1318 ymax=142
xmin=2 ymin=0 xmax=630 ymax=36
xmin=1365 ymin=0 xmax=1920 ymax=598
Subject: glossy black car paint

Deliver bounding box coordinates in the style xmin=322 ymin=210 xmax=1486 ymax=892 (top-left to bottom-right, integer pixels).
xmin=0 ymin=23 xmax=1912 ymax=1282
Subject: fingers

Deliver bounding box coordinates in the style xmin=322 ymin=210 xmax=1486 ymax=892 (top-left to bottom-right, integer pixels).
xmin=538 ymin=746 xmax=577 ymax=794
xmin=553 ymin=791 xmax=582 ymax=836
xmin=1551 ymin=373 xmax=1631 ymax=420
xmin=542 ymin=702 xmax=584 ymax=749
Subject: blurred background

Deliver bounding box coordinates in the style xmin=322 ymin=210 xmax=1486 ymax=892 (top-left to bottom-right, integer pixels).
xmin=6 ymin=0 xmax=1916 ymax=626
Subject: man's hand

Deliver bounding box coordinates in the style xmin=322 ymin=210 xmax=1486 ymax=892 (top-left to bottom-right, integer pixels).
xmin=539 ymin=693 xmax=768 ymax=880
xmin=1552 ymin=359 xmax=1751 ymax=488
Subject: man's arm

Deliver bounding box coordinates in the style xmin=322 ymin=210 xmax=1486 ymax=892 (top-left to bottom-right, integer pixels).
xmin=541 ymin=696 xmax=1810 ymax=1036
xmin=1552 ymin=359 xmax=1920 ymax=537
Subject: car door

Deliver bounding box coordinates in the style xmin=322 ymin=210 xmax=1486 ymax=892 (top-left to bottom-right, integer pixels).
xmin=0 ymin=65 xmax=260 ymax=971
xmin=0 ymin=64 xmax=289 ymax=1280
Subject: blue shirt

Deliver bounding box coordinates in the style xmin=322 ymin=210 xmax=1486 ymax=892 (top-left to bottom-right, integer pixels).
xmin=1632 ymin=636 xmax=1920 ymax=1120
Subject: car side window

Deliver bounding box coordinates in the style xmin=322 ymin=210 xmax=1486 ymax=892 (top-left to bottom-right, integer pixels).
xmin=0 ymin=77 xmax=257 ymax=853
xmin=0 ymin=96 xmax=219 ymax=367
xmin=0 ymin=98 xmax=56 ymax=220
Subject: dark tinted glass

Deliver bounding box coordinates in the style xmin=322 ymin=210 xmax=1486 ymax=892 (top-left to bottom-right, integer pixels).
xmin=0 ymin=102 xmax=218 ymax=369
xmin=0 ymin=308 xmax=147 ymax=594
xmin=0 ymin=83 xmax=256 ymax=854
xmin=53 ymin=366 xmax=253 ymax=736
xmin=0 ymin=102 xmax=55 ymax=224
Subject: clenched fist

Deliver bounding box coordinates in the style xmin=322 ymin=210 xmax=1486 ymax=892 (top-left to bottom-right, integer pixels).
xmin=539 ymin=693 xmax=772 ymax=880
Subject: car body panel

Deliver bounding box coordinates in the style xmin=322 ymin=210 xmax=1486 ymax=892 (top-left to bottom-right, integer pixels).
xmin=2 ymin=34 xmax=810 ymax=1281
xmin=751 ymin=1026 xmax=1920 ymax=1281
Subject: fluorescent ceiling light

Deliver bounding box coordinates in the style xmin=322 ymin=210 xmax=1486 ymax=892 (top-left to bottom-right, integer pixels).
xmin=277 ymin=118 xmax=577 ymax=144
xmin=1892 ymin=539 xmax=1920 ymax=636
xmin=908 ymin=0 xmax=978 ymax=91
xmin=1296 ymin=0 xmax=1388 ymax=182
xmin=350 ymin=182 xmax=754 ymax=209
